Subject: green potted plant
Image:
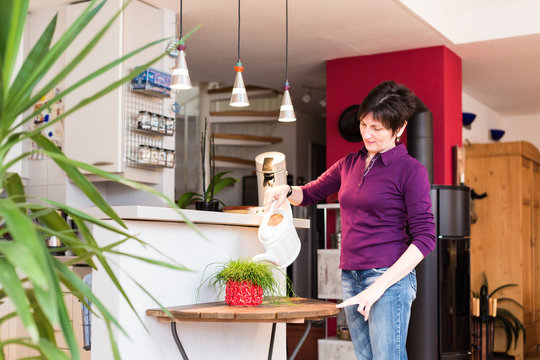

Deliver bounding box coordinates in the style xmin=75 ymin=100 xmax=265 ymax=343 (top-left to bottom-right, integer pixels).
xmin=203 ymin=258 xmax=283 ymax=306
xmin=0 ymin=1 xmax=199 ymax=358
xmin=472 ymin=273 xmax=526 ymax=354
xmin=177 ymin=119 xmax=237 ymax=210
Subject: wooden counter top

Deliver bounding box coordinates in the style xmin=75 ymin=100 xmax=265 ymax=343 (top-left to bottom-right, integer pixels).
xmin=82 ymin=206 xmax=310 ymax=229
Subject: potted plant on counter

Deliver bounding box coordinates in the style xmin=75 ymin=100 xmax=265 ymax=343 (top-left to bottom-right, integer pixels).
xmin=202 ymin=258 xmax=284 ymax=306
xmin=177 ymin=119 xmax=237 ymax=210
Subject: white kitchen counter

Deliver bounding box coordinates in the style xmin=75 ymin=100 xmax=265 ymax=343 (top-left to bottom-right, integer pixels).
xmin=88 ymin=206 xmax=309 ymax=360
xmin=84 ymin=205 xmax=310 ymax=228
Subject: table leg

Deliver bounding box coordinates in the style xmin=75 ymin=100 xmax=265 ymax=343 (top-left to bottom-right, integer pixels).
xmin=288 ymin=321 xmax=312 ymax=360
xmin=267 ymin=323 xmax=277 ymax=360
xmin=171 ymin=322 xmax=189 ymax=360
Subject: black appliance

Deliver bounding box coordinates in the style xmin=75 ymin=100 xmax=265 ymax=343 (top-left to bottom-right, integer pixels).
xmin=407 ymin=185 xmax=472 ymax=359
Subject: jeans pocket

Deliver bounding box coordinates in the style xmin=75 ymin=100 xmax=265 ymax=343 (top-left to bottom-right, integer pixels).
xmin=371 ymin=267 xmax=389 ymax=275
xmin=409 ymin=271 xmax=417 ymax=292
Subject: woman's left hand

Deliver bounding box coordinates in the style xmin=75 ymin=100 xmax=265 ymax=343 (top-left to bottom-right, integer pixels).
xmin=336 ymin=283 xmax=386 ymax=321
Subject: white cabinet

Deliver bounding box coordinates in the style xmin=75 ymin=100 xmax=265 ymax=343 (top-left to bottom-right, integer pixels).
xmin=64 ymin=0 xmax=123 ymax=174
xmin=63 ymin=0 xmax=174 ymax=184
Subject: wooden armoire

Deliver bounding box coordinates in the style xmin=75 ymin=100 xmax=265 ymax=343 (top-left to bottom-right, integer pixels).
xmin=466 ymin=141 xmax=540 ymax=359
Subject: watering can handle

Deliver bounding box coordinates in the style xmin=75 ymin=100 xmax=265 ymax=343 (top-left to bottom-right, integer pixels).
xmin=263 ymin=200 xmax=277 ymax=220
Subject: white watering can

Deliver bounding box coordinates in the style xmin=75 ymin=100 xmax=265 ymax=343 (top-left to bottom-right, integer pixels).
xmin=252 ymin=201 xmax=301 ymax=268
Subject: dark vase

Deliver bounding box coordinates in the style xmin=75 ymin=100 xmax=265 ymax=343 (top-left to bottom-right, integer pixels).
xmin=195 ymin=200 xmax=220 ymax=211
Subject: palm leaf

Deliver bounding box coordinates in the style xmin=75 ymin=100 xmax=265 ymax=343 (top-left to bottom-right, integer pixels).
xmin=0 ymin=258 xmax=38 ymax=341
xmin=6 ymin=13 xmax=57 ymax=113
xmin=497 ymin=297 xmax=524 ymax=309
xmin=12 ymin=23 xmax=201 ymax=146
xmin=0 ymin=198 xmax=50 ymax=290
xmin=5 ymin=0 xmax=106 ymax=121
xmin=46 ymin=253 xmax=80 ymax=360
xmin=52 ymin=258 xmax=127 ymax=337
xmin=42 ymin=150 xmax=205 ymax=240
xmin=36 ymin=339 xmax=72 ymax=360
xmin=490 ymin=283 xmax=518 ymax=297
xmin=3 ymin=172 xmax=26 ymax=204
xmin=497 ymin=308 xmax=524 ymax=348
xmin=31 ymin=205 xmax=93 ymax=263
xmin=0 ymin=0 xmax=29 ymax=102
xmin=177 ymin=191 xmax=201 ymax=208
xmin=495 ymin=315 xmax=514 ymax=353
xmin=31 ymin=133 xmax=126 ymax=228
xmin=212 ymin=177 xmax=238 ymax=196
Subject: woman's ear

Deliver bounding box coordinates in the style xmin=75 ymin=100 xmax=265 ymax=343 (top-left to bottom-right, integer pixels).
xmin=397 ymin=121 xmax=407 ymax=138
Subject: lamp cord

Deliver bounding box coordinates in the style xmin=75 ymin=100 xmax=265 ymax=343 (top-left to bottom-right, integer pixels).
xmin=237 ymin=0 xmax=241 ymax=62
xmin=285 ymin=0 xmax=288 ymax=82
xmin=179 ymin=0 xmax=182 ymax=39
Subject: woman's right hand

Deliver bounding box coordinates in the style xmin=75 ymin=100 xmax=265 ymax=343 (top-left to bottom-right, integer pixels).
xmin=263 ymin=184 xmax=290 ymax=212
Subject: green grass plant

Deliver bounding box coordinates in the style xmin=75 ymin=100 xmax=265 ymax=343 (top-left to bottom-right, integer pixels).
xmin=199 ymin=258 xmax=296 ymax=303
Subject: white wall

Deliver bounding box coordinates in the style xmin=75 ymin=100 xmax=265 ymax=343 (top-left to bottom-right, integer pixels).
xmin=501 ymin=113 xmax=540 ymax=151
xmin=462 ymin=91 xmax=540 ymax=151
xmin=462 ymin=91 xmax=503 ymax=144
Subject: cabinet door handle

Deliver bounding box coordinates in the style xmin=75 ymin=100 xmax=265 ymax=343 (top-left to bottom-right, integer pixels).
xmin=92 ymin=161 xmax=113 ymax=166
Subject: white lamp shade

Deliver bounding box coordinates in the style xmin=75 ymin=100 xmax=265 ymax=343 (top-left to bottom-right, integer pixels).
xmin=170 ymin=50 xmax=192 ymax=90
xmin=278 ymin=89 xmax=296 ymax=122
xmin=230 ymin=71 xmax=249 ymax=107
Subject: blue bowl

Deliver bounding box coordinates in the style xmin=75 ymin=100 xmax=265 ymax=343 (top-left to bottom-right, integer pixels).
xmin=490 ymin=129 xmax=505 ymax=141
xmin=462 ymin=112 xmax=476 ymax=126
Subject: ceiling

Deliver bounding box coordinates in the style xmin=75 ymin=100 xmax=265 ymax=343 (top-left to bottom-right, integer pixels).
xmin=29 ymin=0 xmax=540 ymax=117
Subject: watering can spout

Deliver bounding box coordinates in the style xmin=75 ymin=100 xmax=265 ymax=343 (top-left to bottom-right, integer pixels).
xmin=252 ymin=251 xmax=279 ymax=266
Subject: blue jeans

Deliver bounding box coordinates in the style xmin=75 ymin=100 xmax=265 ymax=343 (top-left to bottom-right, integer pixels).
xmin=341 ymin=268 xmax=417 ymax=360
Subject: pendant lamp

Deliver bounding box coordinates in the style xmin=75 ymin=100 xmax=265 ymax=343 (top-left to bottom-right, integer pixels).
xmin=230 ymin=0 xmax=249 ymax=107
xmin=170 ymin=0 xmax=192 ymax=90
xmin=278 ymin=0 xmax=296 ymax=122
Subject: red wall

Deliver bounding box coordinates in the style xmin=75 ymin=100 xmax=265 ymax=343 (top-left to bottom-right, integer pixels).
xmin=326 ymin=46 xmax=462 ymax=185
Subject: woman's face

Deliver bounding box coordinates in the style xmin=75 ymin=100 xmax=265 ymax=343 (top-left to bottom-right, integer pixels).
xmin=359 ymin=112 xmax=402 ymax=154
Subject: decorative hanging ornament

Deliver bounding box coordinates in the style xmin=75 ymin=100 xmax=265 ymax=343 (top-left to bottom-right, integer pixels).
xmin=170 ymin=0 xmax=191 ymax=90
xmin=278 ymin=0 xmax=295 ymax=122
xmin=278 ymin=81 xmax=296 ymax=122
xmin=171 ymin=43 xmax=192 ymax=90
xmin=230 ymin=61 xmax=249 ymax=107
xmin=229 ymin=0 xmax=249 ymax=107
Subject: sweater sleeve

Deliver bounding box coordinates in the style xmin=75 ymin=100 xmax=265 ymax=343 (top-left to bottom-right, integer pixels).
xmin=300 ymin=157 xmax=343 ymax=206
xmin=403 ymin=162 xmax=436 ymax=257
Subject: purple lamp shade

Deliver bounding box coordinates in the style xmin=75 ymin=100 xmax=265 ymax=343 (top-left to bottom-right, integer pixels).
xmin=490 ymin=129 xmax=505 ymax=141
xmin=462 ymin=112 xmax=476 ymax=126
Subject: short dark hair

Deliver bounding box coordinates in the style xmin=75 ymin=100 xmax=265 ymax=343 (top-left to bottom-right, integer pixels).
xmin=357 ymin=81 xmax=417 ymax=135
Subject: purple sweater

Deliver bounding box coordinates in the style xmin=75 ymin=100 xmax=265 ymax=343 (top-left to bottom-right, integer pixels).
xmin=300 ymin=144 xmax=436 ymax=270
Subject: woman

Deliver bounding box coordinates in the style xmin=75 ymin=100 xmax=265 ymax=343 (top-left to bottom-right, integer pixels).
xmin=264 ymin=80 xmax=436 ymax=359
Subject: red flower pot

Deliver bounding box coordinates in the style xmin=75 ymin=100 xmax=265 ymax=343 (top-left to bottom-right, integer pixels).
xmin=225 ymin=280 xmax=263 ymax=306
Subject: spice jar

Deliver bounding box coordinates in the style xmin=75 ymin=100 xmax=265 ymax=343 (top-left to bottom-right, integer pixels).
xmin=166 ymin=150 xmax=175 ymax=168
xmin=137 ymin=111 xmax=151 ymax=130
xmin=150 ymin=147 xmax=159 ymax=165
xmin=158 ymin=115 xmax=166 ymax=134
xmin=138 ymin=145 xmax=151 ymax=164
xmin=150 ymin=112 xmax=160 ymax=132
xmin=166 ymin=117 xmax=175 ymax=135
xmin=158 ymin=148 xmax=167 ymax=166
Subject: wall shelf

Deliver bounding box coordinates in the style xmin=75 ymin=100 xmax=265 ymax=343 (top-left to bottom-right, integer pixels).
xmin=213 ymin=133 xmax=282 ymax=146
xmin=213 ymin=155 xmax=255 ymax=169
xmin=208 ymin=111 xmax=279 ymax=124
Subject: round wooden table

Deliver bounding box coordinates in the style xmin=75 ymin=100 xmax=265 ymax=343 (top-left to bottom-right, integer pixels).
xmin=146 ymin=297 xmax=340 ymax=359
